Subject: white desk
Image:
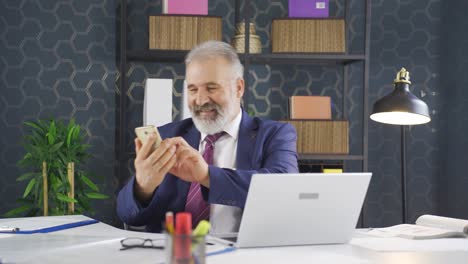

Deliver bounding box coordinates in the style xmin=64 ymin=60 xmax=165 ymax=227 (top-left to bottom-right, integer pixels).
xmin=1 ymin=216 xmax=467 ymax=264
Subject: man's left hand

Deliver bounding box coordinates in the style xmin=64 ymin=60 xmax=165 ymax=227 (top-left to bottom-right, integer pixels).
xmin=168 ymin=137 xmax=210 ymax=187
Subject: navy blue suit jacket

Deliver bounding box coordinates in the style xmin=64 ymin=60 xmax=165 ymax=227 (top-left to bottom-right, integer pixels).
xmin=117 ymin=111 xmax=298 ymax=232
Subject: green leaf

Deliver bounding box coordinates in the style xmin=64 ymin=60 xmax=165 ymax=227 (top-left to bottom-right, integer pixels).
xmin=79 ymin=199 xmax=91 ymax=211
xmin=57 ymin=151 xmax=67 ymax=164
xmin=24 ymin=121 xmax=44 ymax=132
xmin=73 ymin=125 xmax=81 ymax=140
xmin=37 ymin=120 xmax=49 ymax=130
xmin=49 ymin=142 xmax=64 ymax=153
xmin=16 ymin=172 xmax=37 ymax=182
xmin=23 ymin=153 xmax=33 ymax=160
xmin=67 ymin=119 xmax=76 ymax=131
xmin=31 ymin=130 xmax=45 ymax=142
xmin=23 ymin=178 xmax=36 ymax=198
xmin=80 ymin=175 xmax=99 ymax=191
xmin=4 ymin=204 xmax=32 ymax=217
xmin=49 ymin=173 xmax=62 ymax=191
xmin=56 ymin=193 xmax=78 ymax=203
xmin=47 ymin=120 xmax=56 ymax=145
xmin=66 ymin=126 xmax=75 ymax=147
xmin=85 ymin=192 xmax=108 ymax=199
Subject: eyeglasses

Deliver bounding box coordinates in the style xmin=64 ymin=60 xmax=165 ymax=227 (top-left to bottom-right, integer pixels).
xmin=120 ymin=237 xmax=165 ymax=251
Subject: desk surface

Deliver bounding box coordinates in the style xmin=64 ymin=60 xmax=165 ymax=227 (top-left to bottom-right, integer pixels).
xmin=1 ymin=215 xmax=467 ymax=264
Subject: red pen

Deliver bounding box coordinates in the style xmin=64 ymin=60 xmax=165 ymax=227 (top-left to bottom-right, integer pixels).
xmin=174 ymin=212 xmax=192 ymax=264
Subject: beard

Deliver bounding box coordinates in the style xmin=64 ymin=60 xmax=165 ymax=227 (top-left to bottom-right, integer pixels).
xmin=190 ymin=102 xmax=233 ymax=134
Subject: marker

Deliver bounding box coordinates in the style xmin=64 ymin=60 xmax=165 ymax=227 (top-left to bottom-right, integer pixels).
xmin=192 ymin=220 xmax=210 ymax=237
xmin=166 ymin=211 xmax=174 ymax=234
xmin=174 ymin=212 xmax=192 ymax=264
xmin=175 ymin=212 xmax=192 ymax=235
xmin=192 ymin=220 xmax=210 ymax=254
xmin=0 ymin=226 xmax=19 ymax=232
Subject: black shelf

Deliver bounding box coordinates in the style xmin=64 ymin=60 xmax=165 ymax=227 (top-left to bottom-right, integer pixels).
xmin=127 ymin=49 xmax=187 ymax=63
xmin=298 ymin=154 xmax=364 ymax=161
xmin=127 ymin=49 xmax=365 ymax=65
xmin=244 ymin=53 xmax=365 ymax=65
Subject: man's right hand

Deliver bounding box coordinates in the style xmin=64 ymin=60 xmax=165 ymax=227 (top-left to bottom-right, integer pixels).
xmin=134 ymin=134 xmax=177 ymax=203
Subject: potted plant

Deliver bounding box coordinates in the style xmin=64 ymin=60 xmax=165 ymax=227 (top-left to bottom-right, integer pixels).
xmin=5 ymin=119 xmax=108 ymax=217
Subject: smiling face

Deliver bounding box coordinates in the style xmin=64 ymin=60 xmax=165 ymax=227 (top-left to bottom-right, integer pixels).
xmin=186 ymin=56 xmax=244 ymax=134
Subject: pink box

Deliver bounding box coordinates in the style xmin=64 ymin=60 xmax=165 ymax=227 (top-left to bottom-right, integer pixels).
xmin=163 ymin=0 xmax=208 ymax=15
xmin=289 ymin=0 xmax=329 ymax=18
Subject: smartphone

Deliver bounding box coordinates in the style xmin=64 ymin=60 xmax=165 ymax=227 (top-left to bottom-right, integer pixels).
xmin=135 ymin=125 xmax=162 ymax=152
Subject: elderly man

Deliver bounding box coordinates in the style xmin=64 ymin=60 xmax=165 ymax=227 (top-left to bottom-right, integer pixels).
xmin=117 ymin=40 xmax=298 ymax=234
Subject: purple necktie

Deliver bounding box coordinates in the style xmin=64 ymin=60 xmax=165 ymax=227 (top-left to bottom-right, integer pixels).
xmin=184 ymin=132 xmax=224 ymax=226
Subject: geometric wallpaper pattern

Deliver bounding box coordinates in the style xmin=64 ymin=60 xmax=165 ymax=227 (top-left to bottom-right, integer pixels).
xmin=0 ymin=0 xmax=118 ymax=224
xmin=368 ymin=0 xmax=442 ymax=226
xmin=1 ymin=0 xmax=466 ymax=228
xmin=441 ymin=0 xmax=468 ymax=220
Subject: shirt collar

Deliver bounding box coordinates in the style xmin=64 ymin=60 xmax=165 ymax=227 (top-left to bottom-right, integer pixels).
xmin=200 ymin=110 xmax=242 ymax=141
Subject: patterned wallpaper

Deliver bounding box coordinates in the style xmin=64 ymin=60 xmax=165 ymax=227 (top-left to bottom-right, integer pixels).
xmin=0 ymin=0 xmax=464 ymax=228
xmin=367 ymin=0 xmax=442 ymax=226
xmin=440 ymin=0 xmax=468 ymax=220
xmin=0 ymin=0 xmax=118 ymax=224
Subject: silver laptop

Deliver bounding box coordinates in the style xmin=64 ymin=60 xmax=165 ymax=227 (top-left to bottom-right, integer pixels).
xmin=234 ymin=172 xmax=372 ymax=248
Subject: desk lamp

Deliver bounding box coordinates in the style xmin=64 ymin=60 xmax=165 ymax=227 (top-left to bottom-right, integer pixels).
xmin=370 ymin=67 xmax=431 ymax=223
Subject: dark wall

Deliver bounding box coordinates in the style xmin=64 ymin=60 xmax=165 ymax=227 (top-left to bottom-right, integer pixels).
xmin=440 ymin=0 xmax=468 ymax=219
xmin=367 ymin=0 xmax=442 ymax=226
xmin=0 ymin=0 xmax=464 ymax=227
xmin=0 ymin=0 xmax=118 ymax=224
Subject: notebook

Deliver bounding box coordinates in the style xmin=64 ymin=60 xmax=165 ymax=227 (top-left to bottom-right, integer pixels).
xmin=233 ymin=173 xmax=372 ymax=248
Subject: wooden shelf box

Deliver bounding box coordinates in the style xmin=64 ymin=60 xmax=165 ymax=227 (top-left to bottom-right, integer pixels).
xmin=283 ymin=120 xmax=349 ymax=154
xmin=149 ymin=15 xmax=222 ymax=50
xmin=271 ymin=18 xmax=345 ymax=53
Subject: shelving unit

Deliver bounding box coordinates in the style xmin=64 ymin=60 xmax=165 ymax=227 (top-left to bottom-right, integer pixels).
xmin=127 ymin=49 xmax=365 ymax=64
xmin=118 ymin=0 xmax=370 ymax=224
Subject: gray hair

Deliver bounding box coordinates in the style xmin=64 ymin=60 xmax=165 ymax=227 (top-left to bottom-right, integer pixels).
xmin=185 ymin=40 xmax=244 ymax=80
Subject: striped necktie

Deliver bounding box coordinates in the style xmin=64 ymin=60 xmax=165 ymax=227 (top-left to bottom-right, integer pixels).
xmin=184 ymin=132 xmax=224 ymax=226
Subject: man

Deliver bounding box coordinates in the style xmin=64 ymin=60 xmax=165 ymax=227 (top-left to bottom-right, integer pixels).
xmin=117 ymin=40 xmax=298 ymax=233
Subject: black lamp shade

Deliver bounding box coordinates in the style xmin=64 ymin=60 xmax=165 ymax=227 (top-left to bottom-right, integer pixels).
xmin=370 ymin=82 xmax=431 ymax=125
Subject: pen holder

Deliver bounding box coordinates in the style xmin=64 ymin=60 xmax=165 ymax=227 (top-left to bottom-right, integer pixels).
xmin=165 ymin=233 xmax=206 ymax=264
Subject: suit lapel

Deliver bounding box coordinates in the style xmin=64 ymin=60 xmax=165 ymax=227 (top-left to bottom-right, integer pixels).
xmin=184 ymin=124 xmax=201 ymax=150
xmin=236 ymin=111 xmax=258 ymax=170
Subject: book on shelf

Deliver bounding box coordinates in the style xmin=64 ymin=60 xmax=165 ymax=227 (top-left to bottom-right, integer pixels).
xmin=365 ymin=215 xmax=468 ymax=239
xmin=322 ymin=168 xmax=343 ymax=173
xmin=289 ymin=0 xmax=329 ymax=18
xmin=289 ymin=96 xmax=332 ymax=120
xmin=162 ymin=0 xmax=208 ymax=15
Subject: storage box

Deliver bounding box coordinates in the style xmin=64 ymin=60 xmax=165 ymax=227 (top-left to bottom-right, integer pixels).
xmin=289 ymin=96 xmax=331 ymax=119
xmin=271 ymin=19 xmax=345 ymax=53
xmin=162 ymin=0 xmax=208 ymax=15
xmin=149 ymin=15 xmax=222 ymax=50
xmin=289 ymin=0 xmax=329 ymax=18
xmin=283 ymin=120 xmax=348 ymax=154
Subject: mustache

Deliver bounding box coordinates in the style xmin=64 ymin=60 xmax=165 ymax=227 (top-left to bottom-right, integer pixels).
xmin=192 ymin=103 xmax=222 ymax=114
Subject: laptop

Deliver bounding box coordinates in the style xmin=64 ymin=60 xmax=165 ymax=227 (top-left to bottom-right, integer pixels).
xmin=232 ymin=172 xmax=372 ymax=248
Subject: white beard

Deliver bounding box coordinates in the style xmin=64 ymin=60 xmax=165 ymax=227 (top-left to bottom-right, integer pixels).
xmin=191 ymin=102 xmax=236 ymax=135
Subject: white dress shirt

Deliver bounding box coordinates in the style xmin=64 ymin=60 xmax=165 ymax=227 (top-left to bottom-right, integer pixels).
xmin=199 ymin=110 xmax=242 ymax=234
